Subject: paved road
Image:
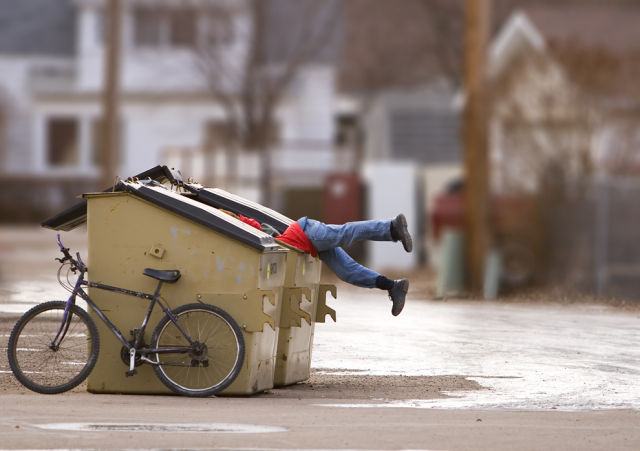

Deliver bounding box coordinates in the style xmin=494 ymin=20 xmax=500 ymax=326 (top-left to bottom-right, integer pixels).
xmin=314 ymin=288 xmax=640 ymax=411
xmin=1 ymin=227 xmax=640 ymax=449
xmin=1 ymin=393 xmax=638 ymax=450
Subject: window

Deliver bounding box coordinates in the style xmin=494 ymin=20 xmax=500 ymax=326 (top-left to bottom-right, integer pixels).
xmin=46 ymin=118 xmax=79 ymax=166
xmin=389 ymin=110 xmax=461 ymax=164
xmin=335 ymin=114 xmax=359 ymax=148
xmin=134 ymin=8 xmax=164 ymax=47
xmin=133 ymin=7 xmax=196 ymax=48
xmin=202 ymin=9 xmax=234 ymax=47
xmin=96 ymin=10 xmax=108 ymax=44
xmin=170 ymin=9 xmax=196 ymax=47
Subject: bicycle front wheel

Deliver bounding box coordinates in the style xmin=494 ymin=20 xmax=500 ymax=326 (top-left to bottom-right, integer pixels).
xmin=7 ymin=301 xmax=99 ymax=394
xmin=152 ymin=303 xmax=245 ymax=397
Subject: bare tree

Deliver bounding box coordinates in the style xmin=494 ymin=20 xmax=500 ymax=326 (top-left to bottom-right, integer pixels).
xmin=197 ymin=0 xmax=341 ymax=204
xmin=417 ymin=0 xmax=465 ymax=88
xmin=336 ymin=0 xmax=465 ymax=165
xmin=340 ymin=0 xmax=464 ymax=97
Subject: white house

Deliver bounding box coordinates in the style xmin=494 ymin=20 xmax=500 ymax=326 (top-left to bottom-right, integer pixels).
xmin=0 ymin=0 xmax=341 ymax=218
xmin=488 ymin=4 xmax=640 ymax=194
xmin=485 ymin=4 xmax=640 ymax=292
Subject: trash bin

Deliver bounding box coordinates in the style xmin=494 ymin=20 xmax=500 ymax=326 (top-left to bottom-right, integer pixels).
xmin=184 ymin=185 xmax=337 ymax=386
xmin=44 ymin=178 xmax=287 ymax=395
xmin=276 ymin=244 xmax=337 ymax=386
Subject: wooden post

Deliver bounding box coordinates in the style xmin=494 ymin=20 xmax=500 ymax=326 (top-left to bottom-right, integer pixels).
xmin=463 ymin=0 xmax=491 ymax=294
xmin=101 ymin=0 xmax=122 ymax=188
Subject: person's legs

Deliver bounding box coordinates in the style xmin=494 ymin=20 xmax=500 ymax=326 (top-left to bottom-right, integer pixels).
xmin=302 ymin=215 xmax=413 ymax=316
xmin=319 ymin=247 xmax=381 ymax=288
xmin=299 ymin=217 xmax=392 ymax=252
xmin=320 ymin=247 xmax=409 ymax=316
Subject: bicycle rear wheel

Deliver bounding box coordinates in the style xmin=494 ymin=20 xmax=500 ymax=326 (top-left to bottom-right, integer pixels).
xmin=152 ymin=303 xmax=244 ymax=397
xmin=7 ymin=301 xmax=99 ymax=394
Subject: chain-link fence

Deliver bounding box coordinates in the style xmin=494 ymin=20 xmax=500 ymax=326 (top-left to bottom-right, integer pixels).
xmin=544 ymin=175 xmax=640 ymax=300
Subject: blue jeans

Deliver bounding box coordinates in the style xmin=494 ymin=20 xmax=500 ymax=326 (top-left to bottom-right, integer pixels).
xmin=297 ymin=217 xmax=393 ymax=288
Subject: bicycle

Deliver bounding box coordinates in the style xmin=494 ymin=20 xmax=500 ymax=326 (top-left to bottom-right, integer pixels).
xmin=7 ymin=235 xmax=245 ymax=397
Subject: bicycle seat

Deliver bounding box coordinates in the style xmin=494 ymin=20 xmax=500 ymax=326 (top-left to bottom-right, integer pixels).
xmin=143 ymin=268 xmax=181 ymax=283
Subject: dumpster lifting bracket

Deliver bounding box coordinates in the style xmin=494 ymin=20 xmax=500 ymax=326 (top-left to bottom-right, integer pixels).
xmin=280 ymin=287 xmax=313 ymax=328
xmin=315 ymin=284 xmax=337 ymax=323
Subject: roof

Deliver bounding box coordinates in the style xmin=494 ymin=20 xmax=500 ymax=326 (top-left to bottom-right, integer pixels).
xmin=0 ymin=0 xmax=76 ymax=56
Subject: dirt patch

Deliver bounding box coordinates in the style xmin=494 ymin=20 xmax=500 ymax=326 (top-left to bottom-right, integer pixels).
xmin=262 ymin=368 xmax=483 ymax=400
xmin=1 ymin=318 xmax=480 ymax=400
xmin=1 ymin=322 xmax=480 ymax=399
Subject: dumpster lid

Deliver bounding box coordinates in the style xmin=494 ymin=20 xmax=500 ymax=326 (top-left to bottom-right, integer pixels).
xmin=104 ymin=181 xmax=281 ymax=251
xmin=185 ymin=184 xmax=294 ymax=234
xmin=42 ymin=165 xmax=183 ymax=231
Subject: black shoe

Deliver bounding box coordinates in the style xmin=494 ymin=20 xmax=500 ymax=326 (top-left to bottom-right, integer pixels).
xmin=389 ymin=279 xmax=409 ymax=316
xmin=391 ymin=214 xmax=413 ymax=252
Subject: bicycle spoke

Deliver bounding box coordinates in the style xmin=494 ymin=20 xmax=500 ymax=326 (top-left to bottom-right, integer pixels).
xmin=202 ymin=320 xmax=223 ymax=344
xmin=153 ymin=306 xmax=243 ymax=394
xmin=196 ymin=319 xmax=203 ymax=341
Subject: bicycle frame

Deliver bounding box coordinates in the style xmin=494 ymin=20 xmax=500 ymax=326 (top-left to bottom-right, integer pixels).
xmin=52 ymin=268 xmax=196 ymax=363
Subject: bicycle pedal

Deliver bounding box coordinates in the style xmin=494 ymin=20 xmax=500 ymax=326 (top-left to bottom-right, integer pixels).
xmin=125 ymin=369 xmax=138 ymax=377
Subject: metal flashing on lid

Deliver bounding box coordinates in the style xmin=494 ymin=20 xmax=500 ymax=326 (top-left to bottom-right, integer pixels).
xmin=41 ymin=165 xmax=181 ymax=231
xmin=185 ymin=185 xmax=294 ymax=234
xmin=117 ymin=182 xmax=281 ymax=252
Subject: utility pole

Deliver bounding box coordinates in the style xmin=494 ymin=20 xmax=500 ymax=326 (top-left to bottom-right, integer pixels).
xmin=101 ymin=0 xmax=122 ymax=188
xmin=463 ymin=0 xmax=491 ymax=294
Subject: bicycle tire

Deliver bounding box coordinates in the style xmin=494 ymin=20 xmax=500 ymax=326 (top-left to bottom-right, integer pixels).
xmin=7 ymin=301 xmax=100 ymax=394
xmin=151 ymin=303 xmax=245 ymax=397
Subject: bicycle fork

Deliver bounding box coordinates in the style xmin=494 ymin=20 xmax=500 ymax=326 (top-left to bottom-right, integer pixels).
xmin=51 ymin=276 xmax=85 ymax=350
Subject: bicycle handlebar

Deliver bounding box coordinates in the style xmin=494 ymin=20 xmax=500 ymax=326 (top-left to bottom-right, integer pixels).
xmin=56 ymin=234 xmax=87 ymax=273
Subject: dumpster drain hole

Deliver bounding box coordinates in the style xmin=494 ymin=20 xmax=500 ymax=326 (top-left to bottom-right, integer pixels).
xmin=34 ymin=422 xmax=287 ymax=434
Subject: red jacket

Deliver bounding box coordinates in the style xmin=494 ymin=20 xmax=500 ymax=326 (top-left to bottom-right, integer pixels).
xmin=237 ymin=215 xmax=317 ymax=256
xmin=276 ymin=222 xmax=318 ymax=256
xmin=237 ymin=214 xmax=262 ymax=230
